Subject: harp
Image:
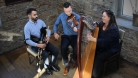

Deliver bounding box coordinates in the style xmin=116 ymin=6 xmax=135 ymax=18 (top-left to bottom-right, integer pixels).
xmin=73 ymin=15 xmax=99 ymax=78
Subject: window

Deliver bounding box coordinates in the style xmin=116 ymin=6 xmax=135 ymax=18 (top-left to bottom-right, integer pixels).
xmin=5 ymin=0 xmax=32 ymax=6
xmin=118 ymin=0 xmax=138 ymax=20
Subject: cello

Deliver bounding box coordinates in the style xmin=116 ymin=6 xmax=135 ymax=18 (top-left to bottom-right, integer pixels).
xmin=73 ymin=15 xmax=99 ymax=78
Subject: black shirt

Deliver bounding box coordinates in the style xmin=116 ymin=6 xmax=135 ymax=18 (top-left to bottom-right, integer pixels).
xmin=96 ymin=23 xmax=121 ymax=53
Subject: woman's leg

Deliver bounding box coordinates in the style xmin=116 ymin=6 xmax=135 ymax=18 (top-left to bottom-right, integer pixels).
xmin=92 ymin=51 xmax=116 ymax=77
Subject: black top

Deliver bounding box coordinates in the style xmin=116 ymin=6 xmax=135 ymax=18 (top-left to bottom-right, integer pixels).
xmin=96 ymin=22 xmax=121 ymax=53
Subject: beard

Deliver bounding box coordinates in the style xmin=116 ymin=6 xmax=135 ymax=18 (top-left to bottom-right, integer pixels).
xmin=32 ymin=17 xmax=38 ymax=22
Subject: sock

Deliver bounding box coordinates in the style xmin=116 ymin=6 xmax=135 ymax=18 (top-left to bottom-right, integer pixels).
xmin=44 ymin=58 xmax=49 ymax=69
xmin=51 ymin=55 xmax=55 ymax=62
xmin=65 ymin=62 xmax=69 ymax=66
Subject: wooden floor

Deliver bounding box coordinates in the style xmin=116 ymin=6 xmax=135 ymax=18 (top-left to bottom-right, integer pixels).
xmin=0 ymin=37 xmax=138 ymax=78
xmin=0 ymin=36 xmax=77 ymax=78
xmin=0 ymin=46 xmax=77 ymax=78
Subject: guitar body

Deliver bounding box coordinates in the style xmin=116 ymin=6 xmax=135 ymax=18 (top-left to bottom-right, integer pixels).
xmin=73 ymin=16 xmax=99 ymax=78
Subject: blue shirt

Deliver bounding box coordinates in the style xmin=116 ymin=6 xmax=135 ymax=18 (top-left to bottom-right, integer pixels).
xmin=53 ymin=12 xmax=80 ymax=35
xmin=24 ymin=19 xmax=51 ymax=46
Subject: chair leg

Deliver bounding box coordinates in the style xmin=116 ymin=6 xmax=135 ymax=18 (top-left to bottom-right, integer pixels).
xmin=28 ymin=52 xmax=37 ymax=64
xmin=36 ymin=56 xmax=39 ymax=64
xmin=117 ymin=56 xmax=119 ymax=69
xmin=62 ymin=58 xmax=64 ymax=65
xmin=103 ymin=63 xmax=107 ymax=77
xmin=28 ymin=52 xmax=32 ymax=64
xmin=31 ymin=56 xmax=37 ymax=64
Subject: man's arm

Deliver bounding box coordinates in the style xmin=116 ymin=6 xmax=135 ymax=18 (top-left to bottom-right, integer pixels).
xmin=53 ymin=14 xmax=61 ymax=40
xmin=53 ymin=15 xmax=61 ymax=33
xmin=24 ymin=26 xmax=37 ymax=47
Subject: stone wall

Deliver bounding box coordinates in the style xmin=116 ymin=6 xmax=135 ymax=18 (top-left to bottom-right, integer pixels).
xmin=57 ymin=0 xmax=118 ymax=21
xmin=119 ymin=26 xmax=138 ymax=64
xmin=0 ymin=0 xmax=58 ymax=54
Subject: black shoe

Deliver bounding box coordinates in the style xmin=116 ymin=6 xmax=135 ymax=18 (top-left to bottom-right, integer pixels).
xmin=50 ymin=65 xmax=60 ymax=72
xmin=46 ymin=68 xmax=53 ymax=75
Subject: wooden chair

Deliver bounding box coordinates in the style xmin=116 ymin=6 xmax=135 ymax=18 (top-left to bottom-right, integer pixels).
xmin=26 ymin=27 xmax=50 ymax=65
xmin=103 ymin=28 xmax=125 ymax=76
xmin=26 ymin=46 xmax=38 ymax=64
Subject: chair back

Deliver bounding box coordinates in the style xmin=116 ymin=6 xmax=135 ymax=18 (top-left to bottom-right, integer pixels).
xmin=119 ymin=29 xmax=125 ymax=40
xmin=119 ymin=29 xmax=125 ymax=47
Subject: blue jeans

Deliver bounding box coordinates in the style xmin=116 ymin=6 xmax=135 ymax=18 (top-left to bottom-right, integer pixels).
xmin=31 ymin=42 xmax=58 ymax=66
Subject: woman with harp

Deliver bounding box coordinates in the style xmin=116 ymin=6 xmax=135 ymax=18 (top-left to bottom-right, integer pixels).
xmin=74 ymin=10 xmax=121 ymax=78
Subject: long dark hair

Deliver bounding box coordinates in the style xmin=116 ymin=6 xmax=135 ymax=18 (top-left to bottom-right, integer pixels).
xmin=102 ymin=10 xmax=118 ymax=30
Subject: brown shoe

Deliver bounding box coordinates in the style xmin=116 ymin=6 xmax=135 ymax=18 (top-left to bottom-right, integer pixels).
xmin=70 ymin=59 xmax=77 ymax=68
xmin=63 ymin=66 xmax=70 ymax=75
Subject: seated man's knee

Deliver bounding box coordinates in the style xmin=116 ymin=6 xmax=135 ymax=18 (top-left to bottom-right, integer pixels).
xmin=53 ymin=49 xmax=59 ymax=57
xmin=41 ymin=50 xmax=49 ymax=60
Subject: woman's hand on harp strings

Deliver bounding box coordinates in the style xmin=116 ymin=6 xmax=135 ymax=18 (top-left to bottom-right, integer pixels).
xmin=87 ymin=33 xmax=97 ymax=42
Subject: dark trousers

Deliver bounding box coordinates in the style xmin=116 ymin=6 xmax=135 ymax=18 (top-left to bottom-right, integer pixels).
xmin=31 ymin=42 xmax=58 ymax=66
xmin=61 ymin=35 xmax=77 ymax=63
xmin=92 ymin=51 xmax=117 ymax=77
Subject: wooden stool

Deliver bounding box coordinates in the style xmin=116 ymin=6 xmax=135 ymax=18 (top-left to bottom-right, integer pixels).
xmin=26 ymin=46 xmax=38 ymax=64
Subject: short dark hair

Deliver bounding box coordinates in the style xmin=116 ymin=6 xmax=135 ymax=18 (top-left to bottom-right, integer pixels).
xmin=26 ymin=8 xmax=37 ymax=15
xmin=63 ymin=2 xmax=71 ymax=8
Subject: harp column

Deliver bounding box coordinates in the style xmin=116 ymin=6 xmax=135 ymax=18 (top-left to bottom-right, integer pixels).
xmin=0 ymin=17 xmax=2 ymax=26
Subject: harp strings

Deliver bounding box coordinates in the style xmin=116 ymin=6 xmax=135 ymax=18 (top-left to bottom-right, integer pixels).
xmin=81 ymin=15 xmax=94 ymax=58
